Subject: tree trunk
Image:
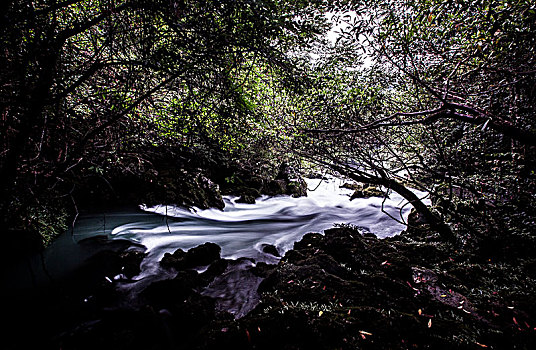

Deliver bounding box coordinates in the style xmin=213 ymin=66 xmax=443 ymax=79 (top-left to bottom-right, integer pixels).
xmin=336 ymin=167 xmax=455 ymax=243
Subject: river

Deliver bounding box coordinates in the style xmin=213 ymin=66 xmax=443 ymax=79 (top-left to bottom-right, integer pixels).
xmin=4 ymin=177 xmax=427 ymax=312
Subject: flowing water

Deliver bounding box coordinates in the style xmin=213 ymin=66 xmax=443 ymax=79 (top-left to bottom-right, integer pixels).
xmin=5 ymin=177 xmax=428 ymax=316
xmin=128 ymin=178 xmax=418 ymax=271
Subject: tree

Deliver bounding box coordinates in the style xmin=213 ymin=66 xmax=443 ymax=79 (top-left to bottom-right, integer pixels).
xmin=0 ymin=0 xmax=329 ymax=241
xmin=291 ymin=0 xmax=536 ymax=241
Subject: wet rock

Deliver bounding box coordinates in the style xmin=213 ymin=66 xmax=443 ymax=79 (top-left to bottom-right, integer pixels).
xmin=350 ymin=185 xmax=385 ymax=200
xmin=258 ymin=163 xmax=308 ymax=198
xmin=236 ymin=194 xmax=256 ymax=204
xmin=236 ymin=225 xmax=536 ymax=349
xmin=219 ymin=170 xmax=266 ymax=196
xmin=339 ymin=182 xmax=361 ymax=190
xmin=120 ymin=249 xmax=147 ymax=278
xmin=251 ymin=261 xmax=277 ymax=278
xmin=275 ymin=162 xmax=294 ymax=182
xmin=235 ymin=186 xmax=261 ymax=198
xmin=242 ymin=176 xmax=265 ymax=191
xmin=69 ymin=238 xmax=146 ymax=288
xmin=75 ymin=150 xmax=227 ymax=210
xmin=196 ymin=174 xmax=225 ymax=209
xmin=292 ymin=232 xmax=324 ymax=250
xmin=200 ymin=258 xmax=230 ymax=285
xmin=161 ymin=242 xmax=221 ymax=270
xmin=142 ymin=270 xmax=201 ymax=308
xmin=202 ymin=258 xmax=264 ymax=318
xmin=262 ymin=244 xmax=280 ymax=257
xmin=263 ymin=179 xmax=287 ymax=196
xmin=287 ymin=178 xmax=307 ymax=197
xmin=276 ymin=163 xmax=307 ymax=197
xmin=12 ymin=217 xmax=536 ymax=350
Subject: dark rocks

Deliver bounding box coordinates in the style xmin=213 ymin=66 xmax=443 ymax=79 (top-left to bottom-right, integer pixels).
xmin=218 ymin=162 xmax=308 ymax=199
xmin=339 ymin=182 xmax=361 ymax=190
xmin=236 ymin=194 xmax=256 ymax=204
xmin=228 ymin=185 xmax=262 ymax=204
xmin=145 ymin=170 xmax=225 ymax=210
xmin=73 ymin=147 xmax=228 ymax=211
xmin=195 ymin=174 xmax=225 ymax=209
xmin=287 ymin=178 xmax=308 ymax=197
xmin=8 ymin=222 xmax=536 ymax=350
xmin=120 ymin=250 xmax=147 ymax=278
xmin=201 ymin=258 xmax=264 ymax=318
xmin=226 ymin=162 xmax=308 ymax=198
xmin=275 ymin=163 xmax=308 ymax=197
xmin=236 ymin=186 xmax=261 ymax=198
xmin=161 ymin=242 xmax=221 ymax=270
xmin=67 ymin=237 xmax=147 ymax=290
xmin=263 ymin=179 xmax=288 ymax=196
xmin=251 ymin=261 xmax=277 ymax=278
xmin=204 ymin=225 xmax=536 ymax=350
xmin=261 ymin=177 xmax=308 ymax=197
xmin=142 ymin=270 xmax=202 ymax=308
xmin=350 ymin=184 xmax=385 ymax=200
xmin=262 ymin=244 xmax=280 ymax=257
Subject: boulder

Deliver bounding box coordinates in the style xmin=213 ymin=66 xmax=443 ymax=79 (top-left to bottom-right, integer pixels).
xmin=262 ymin=244 xmax=281 ymax=257
xmin=261 ymin=163 xmax=308 ymax=198
xmin=235 ymin=186 xmax=261 ymax=204
xmin=236 ymin=194 xmax=256 ymax=204
xmin=195 ymin=174 xmax=225 ymax=209
xmin=350 ymin=185 xmax=385 ymax=200
xmin=263 ymin=179 xmax=287 ymax=196
xmin=287 ymin=178 xmax=307 ymax=198
xmin=161 ymin=242 xmax=221 ymax=270
xmin=275 ymin=162 xmax=294 ymax=182
xmin=339 ymin=182 xmax=360 ymax=190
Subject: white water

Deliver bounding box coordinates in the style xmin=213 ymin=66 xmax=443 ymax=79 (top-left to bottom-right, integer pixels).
xmin=103 ymin=178 xmax=426 ymax=284
xmin=5 ymin=177 xmax=428 ymax=303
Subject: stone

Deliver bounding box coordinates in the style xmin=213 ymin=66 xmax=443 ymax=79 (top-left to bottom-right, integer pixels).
xmin=236 ymin=194 xmax=256 ymax=204
xmin=287 ymin=178 xmax=307 ymax=197
xmin=339 ymin=182 xmax=360 ymax=190
xmin=350 ymin=185 xmax=385 ymax=200
xmin=161 ymin=242 xmax=221 ymax=270
xmin=262 ymin=244 xmax=280 ymax=257
xmin=263 ymin=179 xmax=287 ymax=196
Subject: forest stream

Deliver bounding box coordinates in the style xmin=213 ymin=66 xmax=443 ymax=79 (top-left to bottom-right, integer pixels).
xmin=5 ymin=178 xmax=422 ymax=317
xmin=3 ymin=178 xmax=534 ymax=350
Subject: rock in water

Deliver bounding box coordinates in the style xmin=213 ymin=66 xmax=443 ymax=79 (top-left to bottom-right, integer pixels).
xmin=350 ymin=185 xmax=385 ymax=200
xmin=236 ymin=194 xmax=256 ymax=204
xmin=161 ymin=242 xmax=221 ymax=269
xmin=263 ymin=179 xmax=287 ymax=196
xmin=262 ymin=244 xmax=281 ymax=257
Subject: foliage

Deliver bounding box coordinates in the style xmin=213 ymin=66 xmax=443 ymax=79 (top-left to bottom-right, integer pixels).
xmin=0 ymin=0 xmax=330 ymax=243
xmin=294 ymin=0 xmax=536 ymax=240
xmin=1 ymin=0 xmax=535 ymax=246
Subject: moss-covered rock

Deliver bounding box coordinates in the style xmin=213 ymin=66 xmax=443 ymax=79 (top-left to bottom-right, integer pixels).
xmin=350 ymin=184 xmax=385 ymax=200
xmin=263 ymin=179 xmax=288 ymax=196
xmin=287 ymin=178 xmax=307 ymax=197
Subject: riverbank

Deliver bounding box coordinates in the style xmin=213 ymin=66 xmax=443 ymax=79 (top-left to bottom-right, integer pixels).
xmin=3 ymin=215 xmax=535 ymax=349
xmin=217 ymin=225 xmax=536 ymax=349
